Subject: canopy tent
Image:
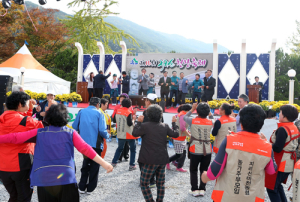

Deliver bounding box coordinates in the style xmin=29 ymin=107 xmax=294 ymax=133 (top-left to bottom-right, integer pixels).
xmin=0 ymin=44 xmax=70 ymax=94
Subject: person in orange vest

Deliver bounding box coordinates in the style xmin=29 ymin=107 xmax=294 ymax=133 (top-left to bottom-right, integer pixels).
xmin=212 ymin=103 xmax=236 ymax=154
xmin=111 ymin=98 xmax=137 ymax=171
xmin=183 ymin=102 xmax=214 ymax=197
xmin=265 ymin=105 xmax=300 ymax=202
xmin=166 ymin=104 xmax=191 ymax=172
xmin=201 ymin=104 xmax=277 ymax=202
xmin=99 ymin=98 xmax=111 ymax=159
xmin=293 ymin=160 xmax=300 ymax=202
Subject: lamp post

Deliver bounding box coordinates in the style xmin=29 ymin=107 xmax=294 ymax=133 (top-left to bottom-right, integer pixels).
xmin=288 ymin=69 xmax=296 ymax=104
xmin=20 ymin=67 xmax=26 ymax=87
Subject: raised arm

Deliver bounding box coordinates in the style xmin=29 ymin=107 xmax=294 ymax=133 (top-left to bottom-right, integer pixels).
xmin=0 ymin=129 xmax=38 ymax=144
xmin=167 ymin=116 xmax=179 ymax=138
xmin=132 ymin=116 xmax=144 ymax=137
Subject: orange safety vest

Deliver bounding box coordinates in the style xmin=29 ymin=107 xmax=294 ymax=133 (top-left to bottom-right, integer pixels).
xmin=115 ymin=107 xmax=137 ymax=140
xmin=189 ymin=117 xmax=213 ymax=155
xmin=212 ymin=131 xmax=272 ymax=202
xmin=213 ymin=115 xmax=236 ymax=153
xmin=173 ymin=111 xmax=188 ymax=141
xmin=265 ymin=122 xmax=300 ymax=190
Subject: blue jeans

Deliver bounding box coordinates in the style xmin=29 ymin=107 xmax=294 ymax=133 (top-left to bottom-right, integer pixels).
xmin=192 ymin=92 xmax=202 ymax=103
xmin=169 ymin=90 xmax=178 ymax=107
xmin=267 ymin=171 xmax=289 ymax=202
xmin=110 ymin=89 xmax=118 ymax=104
xmin=112 ymin=139 xmax=136 ymax=166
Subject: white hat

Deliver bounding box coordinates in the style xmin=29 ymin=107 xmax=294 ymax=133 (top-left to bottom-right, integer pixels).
xmin=46 ymin=90 xmax=56 ymax=96
xmin=144 ymin=93 xmax=157 ymax=101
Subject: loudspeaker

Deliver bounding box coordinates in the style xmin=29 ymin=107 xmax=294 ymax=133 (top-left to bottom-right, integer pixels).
xmin=0 ymin=76 xmax=13 ymax=115
xmin=129 ymin=95 xmax=144 ymax=108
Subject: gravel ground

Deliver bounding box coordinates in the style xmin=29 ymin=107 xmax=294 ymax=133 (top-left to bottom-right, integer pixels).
xmin=0 ymin=139 xmax=293 ymax=202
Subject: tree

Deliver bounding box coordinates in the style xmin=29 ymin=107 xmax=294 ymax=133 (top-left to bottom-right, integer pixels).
xmin=0 ymin=2 xmax=24 ymax=63
xmin=63 ymin=0 xmax=138 ymax=54
xmin=287 ymin=20 xmax=300 ymax=54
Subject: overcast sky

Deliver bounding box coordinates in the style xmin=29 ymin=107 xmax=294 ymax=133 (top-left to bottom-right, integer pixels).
xmin=37 ymin=0 xmax=300 ymax=54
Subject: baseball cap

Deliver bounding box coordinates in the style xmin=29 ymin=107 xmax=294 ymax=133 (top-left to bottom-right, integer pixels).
xmin=144 ymin=93 xmax=157 ymax=101
xmin=113 ymin=74 xmax=117 ymax=77
xmin=119 ymin=93 xmax=129 ymax=99
xmin=90 ymin=97 xmax=101 ymax=105
xmin=46 ymin=90 xmax=56 ymax=96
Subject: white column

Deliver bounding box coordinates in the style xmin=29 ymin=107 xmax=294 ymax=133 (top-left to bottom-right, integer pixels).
xmin=240 ymin=39 xmax=247 ymax=95
xmin=269 ymin=39 xmax=277 ymax=101
xmin=97 ymin=42 xmax=105 ymax=72
xmin=75 ymin=42 xmax=83 ymax=82
xmin=289 ymin=79 xmax=295 ymax=104
xmin=212 ymin=40 xmax=218 ymax=100
xmin=21 ymin=74 xmax=25 ymax=87
xmin=120 ymin=41 xmax=127 ymax=73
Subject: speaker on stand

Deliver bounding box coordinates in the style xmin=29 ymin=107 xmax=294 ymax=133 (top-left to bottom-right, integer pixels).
xmin=0 ymin=76 xmax=13 ymax=115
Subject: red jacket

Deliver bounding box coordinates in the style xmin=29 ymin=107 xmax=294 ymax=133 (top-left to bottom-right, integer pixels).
xmin=0 ymin=111 xmax=43 ymax=172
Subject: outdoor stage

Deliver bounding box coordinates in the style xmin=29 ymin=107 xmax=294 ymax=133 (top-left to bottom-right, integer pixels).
xmin=66 ymin=103 xmax=279 ymax=140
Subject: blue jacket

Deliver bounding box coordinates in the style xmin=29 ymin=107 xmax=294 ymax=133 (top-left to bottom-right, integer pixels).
xmin=192 ymin=79 xmax=204 ymax=93
xmin=30 ymin=126 xmax=76 ymax=187
xmin=170 ymin=76 xmax=180 ymax=91
xmin=94 ymin=73 xmax=111 ymax=88
xmin=72 ymin=106 xmax=109 ymax=149
xmin=36 ymin=100 xmax=48 ymax=121
xmin=179 ymin=78 xmax=190 ymax=93
xmin=121 ymin=75 xmax=130 ymax=92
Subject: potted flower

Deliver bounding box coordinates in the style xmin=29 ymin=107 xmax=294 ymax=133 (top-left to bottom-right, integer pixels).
xmin=55 ymin=95 xmax=62 ymax=104
xmin=30 ymin=92 xmax=38 ymax=101
xmin=233 ymin=103 xmax=240 ymax=113
xmin=208 ymin=101 xmax=219 ymax=114
xmin=69 ymin=92 xmax=82 ymax=107
xmin=259 ymin=102 xmax=270 ymax=112
xmin=37 ymin=93 xmax=47 ymax=103
xmin=61 ymin=94 xmax=70 ymax=107
xmin=271 ymin=103 xmax=283 ymax=119
xmin=292 ymin=104 xmax=300 ymax=113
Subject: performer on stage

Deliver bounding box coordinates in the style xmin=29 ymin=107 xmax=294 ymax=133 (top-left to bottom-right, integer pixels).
xmin=201 ymin=70 xmax=216 ymax=102
xmin=138 ymin=68 xmax=149 ymax=95
xmin=253 ymin=76 xmax=264 ymax=102
xmin=158 ymin=71 xmax=171 ymax=108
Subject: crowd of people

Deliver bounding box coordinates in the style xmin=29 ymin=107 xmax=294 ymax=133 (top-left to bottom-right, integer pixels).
xmin=1 ymin=83 xmax=300 ymax=202
xmin=85 ymin=68 xmax=216 ymax=107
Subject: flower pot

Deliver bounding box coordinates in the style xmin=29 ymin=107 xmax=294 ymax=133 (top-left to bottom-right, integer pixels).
xmin=210 ymin=109 xmax=215 ymax=114
xmin=233 ymin=110 xmax=239 ymax=114
xmin=72 ymin=102 xmax=78 ymax=108
xmin=276 ymin=112 xmax=279 ymax=119
xmin=63 ymin=101 xmax=69 ymax=107
xmin=39 ymin=100 xmax=45 ymax=104
xmin=56 ymin=101 xmax=61 ymax=104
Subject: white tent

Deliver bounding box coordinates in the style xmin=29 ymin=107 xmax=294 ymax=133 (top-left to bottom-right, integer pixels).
xmin=0 ymin=44 xmax=70 ymax=94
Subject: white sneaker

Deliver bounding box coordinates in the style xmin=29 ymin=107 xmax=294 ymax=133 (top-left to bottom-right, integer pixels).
xmin=199 ymin=190 xmax=205 ymax=196
xmin=78 ymin=189 xmax=86 ymax=194
xmin=189 ymin=190 xmax=200 ymax=197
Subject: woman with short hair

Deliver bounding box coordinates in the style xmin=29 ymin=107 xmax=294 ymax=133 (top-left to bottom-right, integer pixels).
xmin=0 ymin=104 xmax=113 ymax=202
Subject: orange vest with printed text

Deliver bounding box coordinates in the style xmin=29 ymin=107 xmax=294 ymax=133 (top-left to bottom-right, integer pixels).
xmin=115 ymin=107 xmax=137 ymax=140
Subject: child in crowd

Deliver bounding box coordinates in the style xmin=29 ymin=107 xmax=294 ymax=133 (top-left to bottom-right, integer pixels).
xmin=110 ymin=74 xmax=119 ymax=105
xmin=167 ymin=104 xmax=192 ymax=172
xmin=184 ymin=103 xmax=214 ymax=197
xmin=147 ymin=73 xmax=155 ymax=95
xmin=202 ymin=104 xmax=277 ymax=202
xmin=112 ymin=98 xmax=137 ymax=170
xmin=133 ymin=104 xmax=179 ymax=202
xmin=212 ymin=103 xmax=236 ymax=153
xmin=0 ymin=104 xmax=113 ymax=202
xmin=265 ymin=104 xmax=300 ymax=202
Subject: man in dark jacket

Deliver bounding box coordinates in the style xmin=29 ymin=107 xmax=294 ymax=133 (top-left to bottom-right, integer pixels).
xmin=133 ymin=105 xmax=179 ymax=202
xmin=120 ymin=71 xmax=130 ymax=94
xmin=253 ymin=76 xmax=264 ymax=102
xmin=201 ymin=70 xmax=216 ymax=102
xmin=93 ymin=70 xmax=111 ymax=98
xmin=158 ymin=71 xmax=172 ymax=108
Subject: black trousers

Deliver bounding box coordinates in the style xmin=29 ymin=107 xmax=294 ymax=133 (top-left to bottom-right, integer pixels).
xmin=139 ymin=87 xmax=147 ymax=95
xmin=119 ymin=141 xmax=129 ymax=161
xmin=37 ymin=183 xmax=79 ymax=202
xmin=169 ymin=150 xmax=186 ymax=169
xmin=94 ymin=88 xmax=103 ymax=99
xmin=201 ymin=92 xmax=213 ymax=102
xmin=78 ymin=148 xmax=102 ymax=192
xmin=139 ymin=162 xmax=156 ymax=184
xmin=87 ymin=88 xmax=94 ymax=101
xmin=122 ymin=90 xmax=129 ymax=94
xmin=189 ymin=153 xmax=211 ymax=191
xmin=0 ymin=169 xmax=33 ymax=202
xmin=178 ymin=91 xmax=186 ymax=105
xmin=161 ymin=91 xmax=169 ymax=107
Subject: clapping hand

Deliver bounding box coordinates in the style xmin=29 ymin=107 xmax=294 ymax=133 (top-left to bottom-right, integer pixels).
xmin=138 ymin=115 xmax=144 ymax=122
xmin=171 ymin=82 xmax=175 ymax=85
xmin=172 ymin=115 xmax=176 ymax=123
xmin=186 ymin=80 xmax=188 ymax=84
xmin=191 ymin=103 xmax=197 ymax=112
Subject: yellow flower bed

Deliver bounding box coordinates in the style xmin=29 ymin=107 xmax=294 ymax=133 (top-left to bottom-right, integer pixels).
xmin=208 ymin=101 xmax=219 ymax=109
